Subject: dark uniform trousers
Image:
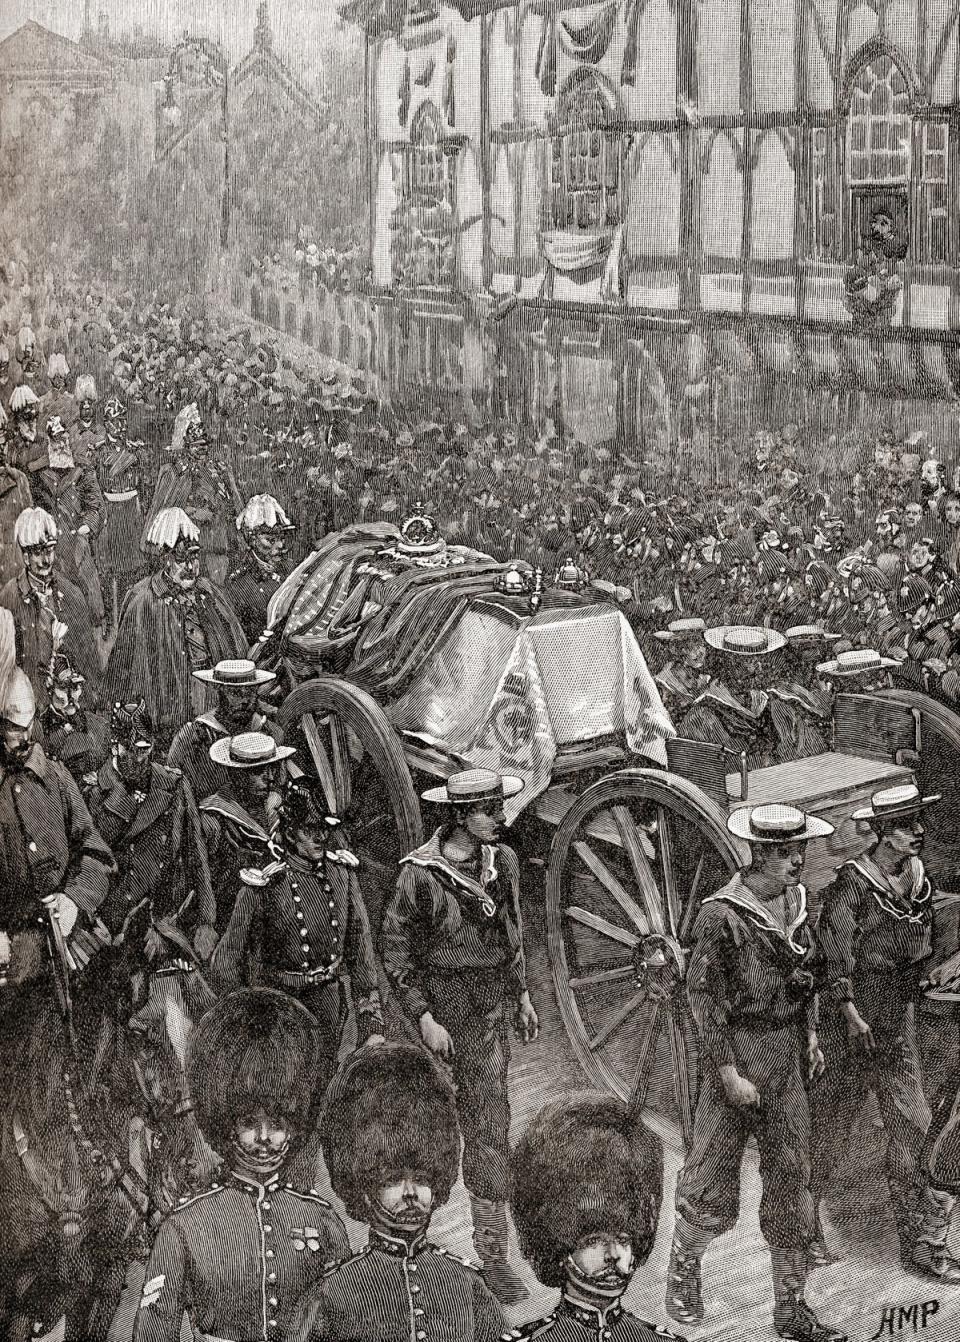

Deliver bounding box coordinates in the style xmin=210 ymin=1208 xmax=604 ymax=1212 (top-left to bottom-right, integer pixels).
xmin=288 ymin=1231 xmax=506 ymax=1342
xmin=809 ymin=857 xmax=936 ymax=1225
xmin=424 ymin=968 xmax=512 ymax=1201
xmin=676 ymin=877 xmax=819 ymax=1250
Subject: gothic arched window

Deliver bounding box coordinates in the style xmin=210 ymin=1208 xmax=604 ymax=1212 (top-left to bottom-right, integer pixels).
xmin=847 ymin=54 xmax=911 ymax=186
xmin=407 ymin=101 xmax=446 ymax=205
xmin=551 ymin=72 xmax=620 ymax=232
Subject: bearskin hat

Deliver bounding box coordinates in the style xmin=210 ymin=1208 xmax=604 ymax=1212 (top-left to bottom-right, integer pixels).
xmin=321 ymin=1043 xmax=461 ymax=1221
xmin=188 ymin=989 xmax=330 ymax=1156
xmin=510 ymin=1094 xmax=664 ymax=1288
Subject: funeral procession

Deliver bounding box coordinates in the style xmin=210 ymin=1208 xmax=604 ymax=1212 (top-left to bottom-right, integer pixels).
xmin=9 ymin=0 xmax=960 ymax=1339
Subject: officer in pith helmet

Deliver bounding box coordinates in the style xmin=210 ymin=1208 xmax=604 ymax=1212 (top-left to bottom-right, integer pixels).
xmin=382 ymin=767 xmax=540 ymax=1305
xmin=104 ymin=506 xmax=247 ymax=747
xmin=229 ymin=493 xmax=296 ymax=642
xmin=133 ymin=988 xmax=349 ymax=1342
xmin=289 ymin=1042 xmax=506 ymax=1342
xmin=508 ymin=1094 xmax=677 ymax=1342
xmin=43 ymin=352 xmax=75 ymax=430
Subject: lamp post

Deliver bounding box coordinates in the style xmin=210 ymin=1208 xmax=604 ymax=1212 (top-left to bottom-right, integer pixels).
xmin=159 ymin=36 xmax=232 ymax=251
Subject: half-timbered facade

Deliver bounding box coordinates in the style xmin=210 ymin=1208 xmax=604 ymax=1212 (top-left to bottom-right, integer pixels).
xmin=352 ymin=0 xmax=960 ymax=439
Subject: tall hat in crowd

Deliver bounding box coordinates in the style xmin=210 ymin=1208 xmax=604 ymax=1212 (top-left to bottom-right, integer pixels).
xmin=236 ymin=494 xmax=294 ymax=535
xmin=144 ymin=507 xmax=200 ymax=555
xmin=510 ymin=1094 xmax=664 ymax=1287
xmin=14 ymin=506 xmax=58 ymax=550
xmin=187 ymin=988 xmax=329 ymax=1155
xmin=0 ymin=607 xmax=35 ymax=728
xmin=47 ymin=352 xmax=70 ymax=381
xmin=10 ymin=384 xmax=40 ymax=417
xmin=321 ymin=1042 xmax=461 ymax=1221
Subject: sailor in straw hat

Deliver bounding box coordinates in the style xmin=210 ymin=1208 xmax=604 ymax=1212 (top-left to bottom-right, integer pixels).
xmin=809 ymin=783 xmax=960 ymax=1283
xmin=668 ymin=803 xmax=845 ymax=1342
xmin=766 ymin=626 xmax=841 ymax=763
xmin=133 ymin=989 xmax=350 ymax=1342
xmin=381 ymin=768 xmax=539 ymax=1305
xmin=167 ymin=657 xmax=283 ymax=805
xmin=676 ymin=625 xmax=786 ymax=770
xmin=289 ymin=1042 xmax=506 ymax=1342
xmin=653 ymin=618 xmax=712 ymax=721
xmin=508 ymin=1094 xmax=676 ymax=1342
xmin=200 ymin=731 xmax=296 ymax=934
xmin=104 ymin=507 xmax=247 ymax=747
xmin=814 ymin=646 xmax=898 ymax=695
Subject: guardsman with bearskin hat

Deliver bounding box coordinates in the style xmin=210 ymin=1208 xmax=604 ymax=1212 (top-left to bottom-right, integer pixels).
xmin=213 ymin=775 xmax=385 ymax=1057
xmin=133 ymin=988 xmax=349 ymax=1342
xmin=289 ymin=1042 xmax=506 ymax=1342
xmin=508 ymin=1094 xmax=680 ymax=1342
xmin=381 ymin=767 xmax=540 ymax=1305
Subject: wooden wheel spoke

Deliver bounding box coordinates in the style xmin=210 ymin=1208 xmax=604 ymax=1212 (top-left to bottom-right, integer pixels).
xmin=588 ymin=989 xmax=647 ymax=1052
xmin=666 ymin=1002 xmax=694 ymax=1146
xmin=574 ymin=840 xmax=650 ymax=935
xmin=301 ymin=712 xmax=339 ymax=815
xmin=569 ymin=964 xmax=636 ymax=990
xmin=611 ymin=805 xmax=667 ymax=937
xmin=680 ymin=852 xmax=707 ymax=942
xmin=626 ymin=1000 xmax=664 ymax=1119
xmin=328 ymin=716 xmax=353 ymax=815
xmin=657 ymin=807 xmax=681 ymax=939
xmin=566 ymin=905 xmax=639 ymax=949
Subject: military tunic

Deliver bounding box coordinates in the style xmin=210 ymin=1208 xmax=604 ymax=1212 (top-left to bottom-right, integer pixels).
xmin=227 ymin=554 xmax=285 ymax=644
xmin=200 ymin=791 xmax=282 ymax=934
xmin=381 ymin=832 xmax=528 ymax=1201
xmin=212 ymin=850 xmax=384 ymax=1053
xmin=675 ymin=874 xmax=819 ymax=1249
xmin=503 ymin=1298 xmax=685 ymax=1342
xmin=132 ymin=1173 xmax=350 ymax=1342
xmin=288 ymin=1230 xmax=506 ymax=1342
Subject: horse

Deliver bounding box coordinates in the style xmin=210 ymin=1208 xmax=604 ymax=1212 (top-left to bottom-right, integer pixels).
xmin=0 ymin=939 xmax=211 ymax=1342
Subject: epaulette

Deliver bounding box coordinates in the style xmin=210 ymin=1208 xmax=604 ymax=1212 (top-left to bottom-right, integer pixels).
xmin=428 ymin=1244 xmax=482 ymax=1272
xmin=501 ymin=1314 xmax=557 ymax=1341
xmin=240 ymin=859 xmax=286 ymax=888
xmin=320 ymin=1245 xmax=371 ymax=1278
xmin=283 ymin=1182 xmax=333 ymax=1208
xmin=166 ymin=1181 xmax=225 ymax=1217
xmin=326 ymin=848 xmax=360 ymax=868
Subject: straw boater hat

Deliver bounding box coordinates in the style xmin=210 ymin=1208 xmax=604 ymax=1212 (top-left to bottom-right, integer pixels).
xmin=816 ymin=648 xmax=898 ymax=678
xmin=704 ymin=625 xmax=786 ymax=656
xmin=209 ymin=730 xmax=296 ymax=770
xmin=192 ymin=657 xmax=275 ymax=688
xmin=851 ymin=783 xmax=941 ymax=824
xmin=654 ymin=617 xmax=706 ymax=644
xmin=784 ymin=625 xmax=841 ymax=644
xmin=422 ymin=767 xmax=523 ymax=805
xmin=728 ymin=803 xmax=834 ymax=844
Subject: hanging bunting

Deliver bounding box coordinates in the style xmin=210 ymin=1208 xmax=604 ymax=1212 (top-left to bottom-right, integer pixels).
xmin=559 ymin=2 xmax=617 ymax=64
xmin=442 ymin=35 xmax=457 ymax=124
xmin=533 ymin=1 xmax=558 ymax=97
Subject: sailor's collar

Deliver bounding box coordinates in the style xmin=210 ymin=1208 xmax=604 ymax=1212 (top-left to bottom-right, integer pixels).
xmin=703 ymin=873 xmax=809 ymax=954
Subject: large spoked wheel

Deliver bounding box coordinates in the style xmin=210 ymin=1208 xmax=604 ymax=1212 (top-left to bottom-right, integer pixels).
xmin=877 ymin=689 xmax=960 ymax=873
xmin=278 ymin=677 xmax=423 ymax=926
xmin=546 ymin=769 xmax=745 ymax=1143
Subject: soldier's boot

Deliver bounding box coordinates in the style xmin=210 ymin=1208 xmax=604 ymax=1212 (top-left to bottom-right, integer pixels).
xmin=469 ymin=1194 xmax=529 ymax=1305
xmin=903 ymin=1186 xmax=960 ymax=1284
xmin=771 ymin=1247 xmax=847 ymax=1342
xmin=665 ymin=1215 xmax=712 ymax=1325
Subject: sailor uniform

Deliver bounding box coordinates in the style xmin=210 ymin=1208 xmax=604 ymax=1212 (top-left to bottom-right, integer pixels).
xmin=132 ymin=1173 xmax=349 ymax=1342
xmin=810 ymin=855 xmax=935 ymax=1230
xmin=675 ymin=874 xmax=819 ymax=1248
xmin=288 ymin=1230 xmax=506 ymax=1342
